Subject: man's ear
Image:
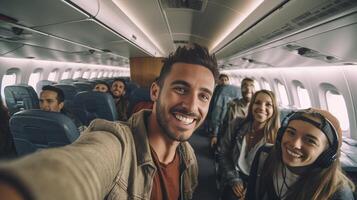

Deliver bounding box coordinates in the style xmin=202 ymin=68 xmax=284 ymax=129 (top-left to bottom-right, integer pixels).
xmin=150 ymin=82 xmax=160 ymax=101
xmin=58 ymin=102 xmax=64 ymax=110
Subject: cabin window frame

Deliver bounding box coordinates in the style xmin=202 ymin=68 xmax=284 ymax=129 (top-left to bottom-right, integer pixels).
xmin=261 ymin=77 xmax=271 ymax=91
xmin=48 ymin=69 xmax=59 ymax=81
xmin=1 ymin=68 xmax=20 ymax=104
xmin=28 ymin=68 xmax=43 ymax=91
xmin=83 ymin=70 xmax=91 ymax=79
xmin=274 ymin=79 xmax=290 ymax=107
xmin=293 ymin=80 xmax=311 ymax=109
xmin=73 ymin=69 xmax=82 ymax=79
xmin=61 ymin=69 xmax=72 ymax=80
xmin=319 ymin=83 xmax=350 ymax=134
xmin=90 ymin=70 xmax=98 ymax=79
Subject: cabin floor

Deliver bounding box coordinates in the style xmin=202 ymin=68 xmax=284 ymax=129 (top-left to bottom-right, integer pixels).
xmin=189 ymin=130 xmax=220 ymax=200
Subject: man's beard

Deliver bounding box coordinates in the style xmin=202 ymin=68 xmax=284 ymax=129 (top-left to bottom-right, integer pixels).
xmin=155 ymin=97 xmax=201 ymax=142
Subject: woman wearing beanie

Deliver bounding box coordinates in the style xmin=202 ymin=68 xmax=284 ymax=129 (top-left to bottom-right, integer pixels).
xmin=246 ymin=108 xmax=355 ymax=200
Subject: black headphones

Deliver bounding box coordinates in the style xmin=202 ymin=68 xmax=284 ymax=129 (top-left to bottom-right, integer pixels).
xmin=275 ymin=110 xmax=339 ymax=168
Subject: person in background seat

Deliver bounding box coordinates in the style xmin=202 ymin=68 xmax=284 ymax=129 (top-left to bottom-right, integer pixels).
xmin=0 ymin=96 xmax=16 ymax=159
xmin=93 ymin=81 xmax=110 ymax=93
xmin=206 ymin=74 xmax=231 ymax=149
xmin=40 ymin=85 xmax=86 ymax=132
xmin=211 ymin=77 xmax=255 ymax=148
xmin=246 ymin=108 xmax=355 ymax=200
xmin=111 ymin=78 xmax=128 ymax=121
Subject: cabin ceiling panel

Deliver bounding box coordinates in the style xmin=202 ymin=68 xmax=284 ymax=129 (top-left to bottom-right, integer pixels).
xmin=294 ymin=23 xmax=357 ymax=63
xmin=104 ymin=41 xmax=149 ymax=58
xmin=2 ymin=44 xmax=126 ymax=66
xmin=2 ymin=45 xmax=76 ymax=61
xmin=0 ymin=40 xmax=23 ymax=55
xmin=36 ymin=19 xmax=143 ymax=57
xmin=111 ymin=0 xmax=175 ymax=55
xmin=216 ymin=0 xmax=357 ymax=62
xmin=0 ymin=0 xmax=88 ymax=27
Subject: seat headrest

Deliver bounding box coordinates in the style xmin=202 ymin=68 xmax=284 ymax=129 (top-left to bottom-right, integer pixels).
xmin=10 ymin=109 xmax=80 ymax=156
xmin=74 ymin=91 xmax=118 ymax=124
xmin=4 ymin=84 xmax=39 ymax=115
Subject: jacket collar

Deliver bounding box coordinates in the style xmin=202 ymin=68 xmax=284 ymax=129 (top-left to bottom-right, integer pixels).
xmin=127 ymin=110 xmax=195 ymax=168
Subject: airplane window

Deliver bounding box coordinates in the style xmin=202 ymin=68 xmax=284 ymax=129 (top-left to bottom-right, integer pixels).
xmin=73 ymin=70 xmax=82 ymax=79
xmin=48 ymin=69 xmax=58 ymax=81
xmin=261 ymin=78 xmax=271 ymax=91
xmin=90 ymin=71 xmax=97 ymax=79
xmin=277 ymin=81 xmax=289 ymax=107
xmin=61 ymin=70 xmax=70 ymax=80
xmin=109 ymin=71 xmax=114 ymax=77
xmin=103 ymin=71 xmax=109 ymax=77
xmin=97 ymin=71 xmax=104 ymax=78
xmin=297 ymin=85 xmax=311 ymax=109
xmin=1 ymin=72 xmax=17 ymax=104
xmin=326 ymin=90 xmax=349 ymax=132
xmin=83 ymin=71 xmax=90 ymax=79
xmin=254 ymin=79 xmax=261 ymax=91
xmin=28 ymin=70 xmax=42 ymax=91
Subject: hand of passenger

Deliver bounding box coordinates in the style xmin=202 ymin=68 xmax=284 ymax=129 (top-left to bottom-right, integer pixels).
xmin=232 ymin=182 xmax=246 ymax=199
xmin=210 ymin=136 xmax=217 ymax=148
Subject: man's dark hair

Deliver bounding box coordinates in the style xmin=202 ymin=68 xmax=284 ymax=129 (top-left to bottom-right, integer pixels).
xmin=241 ymin=77 xmax=254 ymax=85
xmin=219 ymin=74 xmax=229 ymax=80
xmin=95 ymin=81 xmax=111 ymax=91
xmin=112 ymin=78 xmax=127 ymax=90
xmin=41 ymin=85 xmax=65 ymax=103
xmin=157 ymin=43 xmax=219 ymax=87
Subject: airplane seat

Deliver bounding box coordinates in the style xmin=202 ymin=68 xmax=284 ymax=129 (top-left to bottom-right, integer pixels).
xmin=279 ymin=108 xmax=297 ymax=123
xmin=36 ymin=80 xmax=56 ymax=94
xmin=53 ymin=84 xmax=79 ymax=112
xmin=105 ymin=79 xmax=114 ymax=87
xmin=341 ymin=137 xmax=357 ymax=173
xmin=4 ymin=84 xmax=39 ymax=115
xmin=59 ymin=79 xmax=75 ymax=84
xmin=127 ymin=87 xmax=152 ymax=116
xmin=124 ymin=82 xmax=139 ymax=99
xmin=73 ymin=82 xmax=93 ymax=92
xmin=74 ymin=91 xmax=118 ymax=125
xmin=9 ymin=109 xmax=80 ymax=156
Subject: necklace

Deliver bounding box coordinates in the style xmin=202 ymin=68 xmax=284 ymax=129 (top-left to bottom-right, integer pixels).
xmin=276 ymin=165 xmax=290 ymax=199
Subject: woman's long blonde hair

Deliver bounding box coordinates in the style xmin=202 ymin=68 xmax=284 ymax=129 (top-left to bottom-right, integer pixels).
xmin=242 ymin=90 xmax=280 ymax=143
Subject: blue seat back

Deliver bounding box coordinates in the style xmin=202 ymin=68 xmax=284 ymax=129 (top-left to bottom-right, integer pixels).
xmin=279 ymin=108 xmax=297 ymax=123
xmin=74 ymin=91 xmax=118 ymax=125
xmin=9 ymin=109 xmax=80 ymax=156
xmin=124 ymin=82 xmax=139 ymax=98
xmin=73 ymin=82 xmax=93 ymax=92
xmin=59 ymin=79 xmax=75 ymax=84
xmin=128 ymin=87 xmax=151 ymax=114
xmin=36 ymin=80 xmax=56 ymax=94
xmin=4 ymin=84 xmax=39 ymax=115
xmin=53 ymin=84 xmax=79 ymax=111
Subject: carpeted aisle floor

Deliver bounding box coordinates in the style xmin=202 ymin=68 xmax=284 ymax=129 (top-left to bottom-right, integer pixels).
xmin=189 ymin=131 xmax=219 ymax=200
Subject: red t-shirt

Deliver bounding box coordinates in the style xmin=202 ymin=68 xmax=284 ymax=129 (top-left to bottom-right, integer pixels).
xmin=150 ymin=147 xmax=180 ymax=200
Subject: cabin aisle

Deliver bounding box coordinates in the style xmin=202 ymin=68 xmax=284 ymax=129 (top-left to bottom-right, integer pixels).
xmin=189 ymin=131 xmax=219 ymax=200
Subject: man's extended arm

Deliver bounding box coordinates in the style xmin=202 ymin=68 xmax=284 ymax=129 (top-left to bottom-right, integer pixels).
xmin=0 ymin=119 xmax=127 ymax=200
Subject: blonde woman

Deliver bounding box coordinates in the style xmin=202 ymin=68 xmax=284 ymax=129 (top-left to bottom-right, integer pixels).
xmin=219 ymin=90 xmax=280 ymax=200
